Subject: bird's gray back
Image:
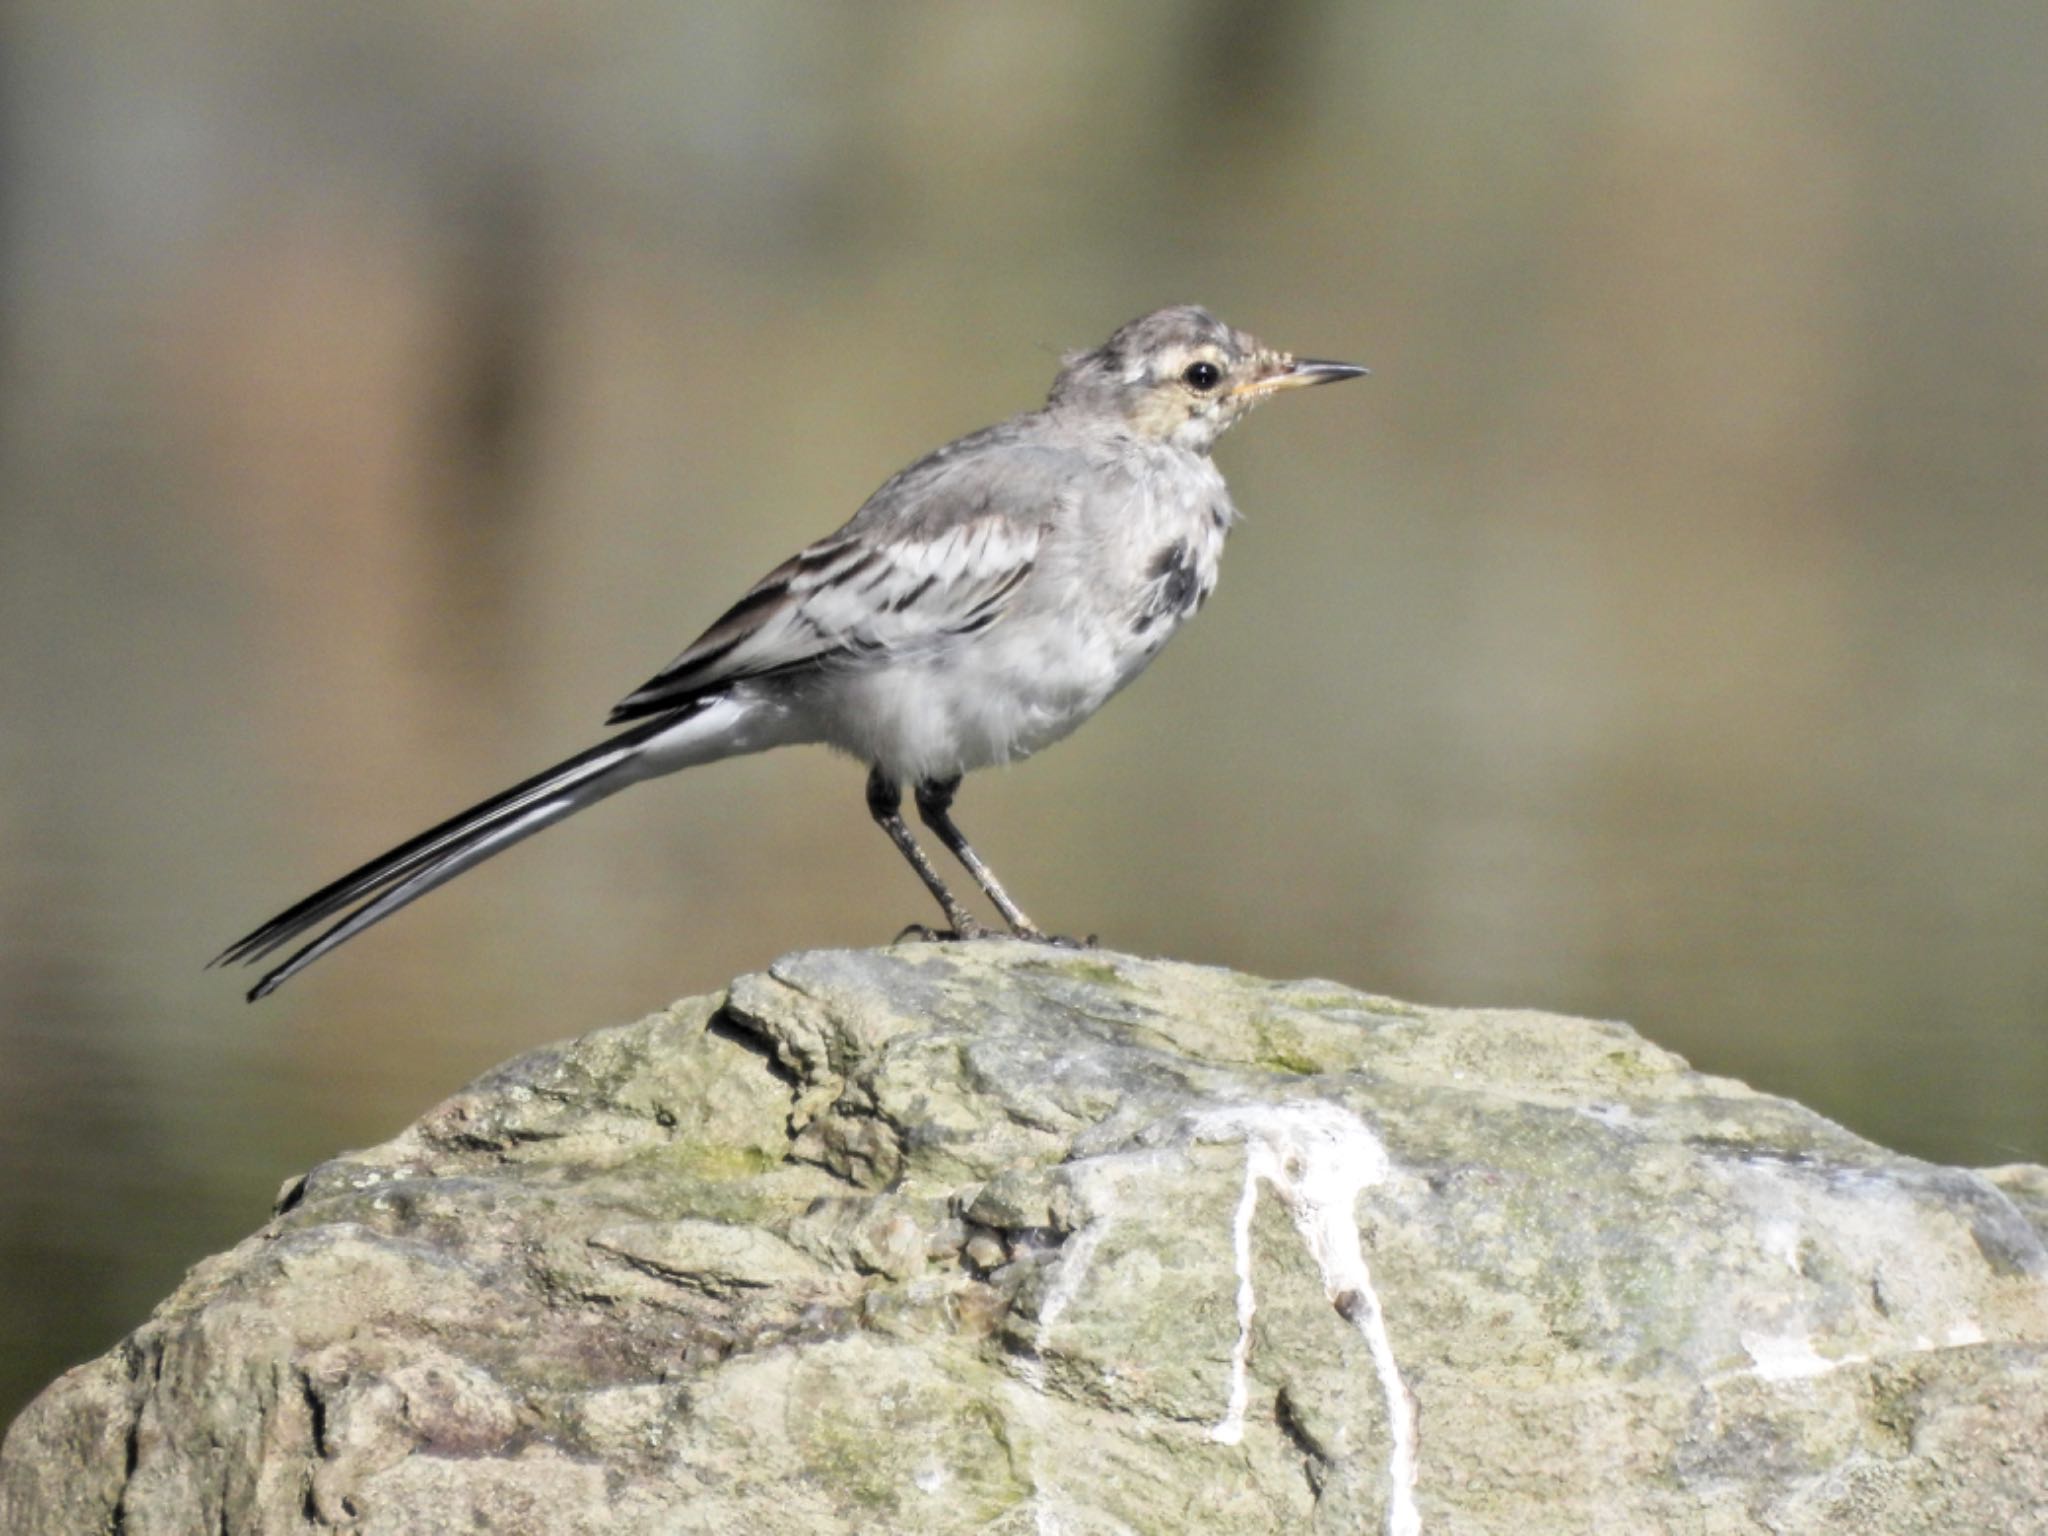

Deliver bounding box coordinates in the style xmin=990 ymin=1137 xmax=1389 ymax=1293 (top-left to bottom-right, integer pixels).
xmin=842 ymin=413 xmax=1086 ymax=542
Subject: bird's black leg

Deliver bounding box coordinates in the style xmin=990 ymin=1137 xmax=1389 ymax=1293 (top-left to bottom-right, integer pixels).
xmin=914 ymin=776 xmax=1051 ymax=942
xmin=866 ymin=767 xmax=985 ymax=939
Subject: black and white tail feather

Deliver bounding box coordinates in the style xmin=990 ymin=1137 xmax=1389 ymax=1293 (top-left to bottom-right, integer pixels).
xmin=213 ymin=706 xmax=706 ymax=999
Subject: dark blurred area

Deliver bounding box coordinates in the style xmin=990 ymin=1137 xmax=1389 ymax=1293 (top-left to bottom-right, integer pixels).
xmin=3 ymin=3 xmax=2044 ymax=1428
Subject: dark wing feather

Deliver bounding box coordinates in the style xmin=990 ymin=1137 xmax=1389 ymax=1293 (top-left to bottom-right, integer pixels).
xmin=609 ymin=439 xmax=1067 ymax=724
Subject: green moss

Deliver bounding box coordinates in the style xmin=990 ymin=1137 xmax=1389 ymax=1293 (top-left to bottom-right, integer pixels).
xmin=1246 ymin=1010 xmax=1351 ymax=1075
xmin=1250 ymin=1017 xmax=1326 ymax=1075
xmin=1600 ymin=1048 xmax=1663 ymax=1081
xmin=1284 ymin=992 xmax=1367 ymax=1013
xmin=795 ymin=1381 xmax=1025 ymax=1522
xmin=663 ymin=1139 xmax=784 ymax=1181
xmin=1045 ymin=957 xmax=1126 ymax=988
xmin=585 ymin=1140 xmax=823 ymax=1227
xmin=1352 ymin=994 xmax=1428 ymax=1019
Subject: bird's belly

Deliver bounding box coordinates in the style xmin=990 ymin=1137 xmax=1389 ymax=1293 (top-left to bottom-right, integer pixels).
xmin=818 ymin=611 xmax=1157 ymax=785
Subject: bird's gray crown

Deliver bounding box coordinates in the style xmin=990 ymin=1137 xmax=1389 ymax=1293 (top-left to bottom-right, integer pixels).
xmin=1052 ymin=306 xmax=1248 ymax=394
xmin=1046 ymin=305 xmax=1294 ymax=453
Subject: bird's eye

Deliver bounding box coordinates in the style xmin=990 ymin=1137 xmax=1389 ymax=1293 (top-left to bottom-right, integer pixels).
xmin=1182 ymin=361 xmax=1222 ymax=392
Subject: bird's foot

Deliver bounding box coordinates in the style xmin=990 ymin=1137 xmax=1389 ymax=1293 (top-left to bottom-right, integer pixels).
xmin=1009 ymin=926 xmax=1097 ymax=949
xmin=893 ymin=918 xmax=988 ymax=944
xmin=892 ymin=920 xmax=1093 ymax=948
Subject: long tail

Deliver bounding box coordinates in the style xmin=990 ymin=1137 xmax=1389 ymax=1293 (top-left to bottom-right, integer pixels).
xmin=216 ymin=697 xmax=755 ymax=1000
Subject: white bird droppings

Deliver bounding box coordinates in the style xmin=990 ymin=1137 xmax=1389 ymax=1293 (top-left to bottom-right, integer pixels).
xmin=1192 ymin=1101 xmax=1421 ymax=1536
xmin=1741 ymin=1330 xmax=1866 ymax=1381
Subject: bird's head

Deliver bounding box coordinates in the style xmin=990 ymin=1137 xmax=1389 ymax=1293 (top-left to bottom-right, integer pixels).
xmin=1048 ymin=305 xmax=1366 ymax=453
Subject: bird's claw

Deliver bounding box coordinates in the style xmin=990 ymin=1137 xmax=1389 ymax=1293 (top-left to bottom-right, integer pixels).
xmin=894 ymin=921 xmax=1093 ymax=948
xmin=1011 ymin=927 xmax=1097 ymax=949
xmin=894 ymin=920 xmax=987 ymax=944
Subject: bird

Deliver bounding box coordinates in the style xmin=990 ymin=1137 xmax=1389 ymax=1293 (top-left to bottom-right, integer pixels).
xmin=215 ymin=305 xmax=1366 ymax=999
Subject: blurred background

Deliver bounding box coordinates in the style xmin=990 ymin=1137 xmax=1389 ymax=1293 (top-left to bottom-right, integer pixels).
xmin=3 ymin=1 xmax=2045 ymax=1427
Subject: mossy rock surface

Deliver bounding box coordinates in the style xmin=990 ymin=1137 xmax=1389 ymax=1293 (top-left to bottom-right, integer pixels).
xmin=4 ymin=944 xmax=2045 ymax=1533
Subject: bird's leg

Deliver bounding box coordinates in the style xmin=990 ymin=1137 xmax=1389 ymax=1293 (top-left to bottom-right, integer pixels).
xmin=913 ymin=777 xmax=1051 ymax=942
xmin=866 ymin=767 xmax=985 ymax=939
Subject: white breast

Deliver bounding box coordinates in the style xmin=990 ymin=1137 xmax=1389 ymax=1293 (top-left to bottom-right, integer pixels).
xmin=811 ymin=446 xmax=1233 ymax=785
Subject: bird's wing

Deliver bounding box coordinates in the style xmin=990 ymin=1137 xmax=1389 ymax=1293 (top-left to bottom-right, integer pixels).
xmin=607 ymin=456 xmax=1057 ymax=725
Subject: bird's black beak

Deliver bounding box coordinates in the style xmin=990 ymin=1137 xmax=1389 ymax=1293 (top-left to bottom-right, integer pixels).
xmin=1281 ymin=358 xmax=1370 ymax=387
xmin=1233 ymin=357 xmax=1370 ymax=399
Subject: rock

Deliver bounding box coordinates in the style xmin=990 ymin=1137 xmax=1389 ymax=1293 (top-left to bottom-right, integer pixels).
xmin=4 ymin=943 xmax=2045 ymax=1534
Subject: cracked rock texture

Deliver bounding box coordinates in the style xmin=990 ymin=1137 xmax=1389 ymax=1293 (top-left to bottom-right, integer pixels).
xmin=4 ymin=944 xmax=2047 ymax=1534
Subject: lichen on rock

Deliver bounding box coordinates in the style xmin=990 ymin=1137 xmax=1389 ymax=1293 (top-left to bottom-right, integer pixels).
xmin=3 ymin=944 xmax=2045 ymax=1534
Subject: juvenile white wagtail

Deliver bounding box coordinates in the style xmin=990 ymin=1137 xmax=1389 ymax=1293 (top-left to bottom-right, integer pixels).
xmin=217 ymin=306 xmax=1365 ymax=998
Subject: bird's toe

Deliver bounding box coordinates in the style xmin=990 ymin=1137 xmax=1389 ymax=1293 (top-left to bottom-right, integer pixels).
xmin=1011 ymin=927 xmax=1096 ymax=949
xmin=893 ymin=920 xmax=989 ymax=944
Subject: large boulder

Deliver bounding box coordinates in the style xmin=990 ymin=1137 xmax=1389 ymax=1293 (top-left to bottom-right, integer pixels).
xmin=5 ymin=944 xmax=2045 ymax=1533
